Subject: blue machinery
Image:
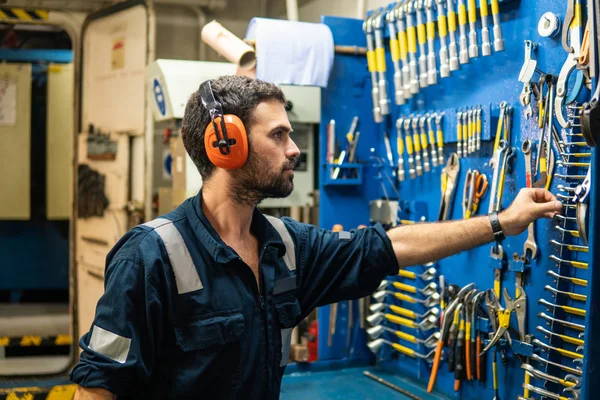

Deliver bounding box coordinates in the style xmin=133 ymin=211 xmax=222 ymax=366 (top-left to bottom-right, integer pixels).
xmin=314 ymin=0 xmax=598 ymax=398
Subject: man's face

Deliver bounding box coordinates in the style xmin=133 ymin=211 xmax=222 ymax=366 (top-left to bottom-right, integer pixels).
xmin=230 ymin=100 xmax=300 ymax=205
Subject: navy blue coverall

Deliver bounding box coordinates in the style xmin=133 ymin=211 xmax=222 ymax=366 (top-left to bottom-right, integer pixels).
xmin=70 ymin=191 xmax=399 ymax=399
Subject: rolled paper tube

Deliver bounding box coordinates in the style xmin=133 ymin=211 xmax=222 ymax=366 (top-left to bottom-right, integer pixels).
xmin=201 ymin=20 xmax=257 ymax=69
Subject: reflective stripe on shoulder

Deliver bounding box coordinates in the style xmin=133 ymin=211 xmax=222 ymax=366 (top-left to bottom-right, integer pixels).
xmin=143 ymin=218 xmax=203 ymax=294
xmin=264 ymin=216 xmax=296 ymax=271
xmin=88 ymin=325 xmax=131 ymax=364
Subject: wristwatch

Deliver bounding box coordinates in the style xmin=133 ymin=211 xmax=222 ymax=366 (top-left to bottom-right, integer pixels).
xmin=488 ymin=211 xmax=505 ymax=241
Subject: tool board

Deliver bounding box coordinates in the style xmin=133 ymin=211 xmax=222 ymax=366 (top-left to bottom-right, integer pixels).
xmin=315 ymin=0 xmax=598 ymax=398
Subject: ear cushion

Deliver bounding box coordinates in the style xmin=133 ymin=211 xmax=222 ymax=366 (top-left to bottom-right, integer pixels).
xmin=204 ymin=114 xmax=249 ymax=170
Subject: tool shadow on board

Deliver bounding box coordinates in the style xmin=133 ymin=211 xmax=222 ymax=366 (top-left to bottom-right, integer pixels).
xmin=316 ymin=0 xmax=597 ymax=398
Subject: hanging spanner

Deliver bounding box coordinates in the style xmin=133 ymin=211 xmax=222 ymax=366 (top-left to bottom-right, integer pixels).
xmin=403 ymin=117 xmax=417 ymax=179
xmin=467 ymin=0 xmax=478 ymax=58
xmin=373 ymin=12 xmax=391 ymax=115
xmin=491 ymin=0 xmax=504 ymax=51
xmin=479 ymin=0 xmax=492 ymax=55
xmin=426 ymin=114 xmax=439 ymax=167
xmin=395 ymin=3 xmax=413 ymax=99
xmin=415 ymin=0 xmax=430 ymax=88
xmin=363 ymin=15 xmax=383 ymax=123
xmin=386 ymin=9 xmax=405 ymax=105
xmin=476 ymin=107 xmax=482 ymax=150
xmin=412 ymin=116 xmax=424 ymax=175
xmin=446 ymin=0 xmax=460 ymax=70
xmin=521 ymin=140 xmax=538 ymax=261
xmin=405 ymin=0 xmax=421 ymax=94
xmin=419 ymin=116 xmax=432 ymax=172
xmin=456 ymin=0 xmax=470 ymax=64
xmin=435 ymin=0 xmax=451 ymax=77
xmin=435 ymin=113 xmax=445 ymax=164
xmin=396 ymin=118 xmax=407 ymax=181
xmin=425 ymin=0 xmax=438 ymax=85
xmin=456 ymin=111 xmax=463 ymax=158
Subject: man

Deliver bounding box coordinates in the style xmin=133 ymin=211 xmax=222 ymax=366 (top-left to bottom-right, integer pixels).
xmin=71 ymin=76 xmax=562 ymax=399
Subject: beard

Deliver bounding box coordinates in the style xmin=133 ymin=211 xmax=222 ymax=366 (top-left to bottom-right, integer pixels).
xmin=229 ymin=150 xmax=296 ymax=206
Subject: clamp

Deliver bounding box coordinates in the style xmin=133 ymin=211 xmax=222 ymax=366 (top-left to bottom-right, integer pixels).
xmin=481 ymin=286 xmax=526 ymax=355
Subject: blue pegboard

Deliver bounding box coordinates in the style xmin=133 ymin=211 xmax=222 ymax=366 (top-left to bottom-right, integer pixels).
xmin=317 ymin=0 xmax=596 ymax=398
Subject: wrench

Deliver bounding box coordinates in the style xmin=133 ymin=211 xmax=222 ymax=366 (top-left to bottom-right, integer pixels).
xmin=476 ymin=107 xmax=482 ymax=151
xmin=395 ymin=3 xmax=413 ymax=99
xmin=491 ymin=0 xmax=504 ymax=51
xmin=446 ymin=0 xmax=460 ymax=70
xmin=425 ymin=0 xmax=438 ymax=85
xmin=412 ymin=116 xmax=424 ymax=175
xmin=396 ymin=118 xmax=407 ymax=181
xmin=479 ymin=0 xmax=492 ymax=55
xmin=435 ymin=113 xmax=445 ymax=164
xmin=363 ymin=15 xmax=383 ymax=123
xmin=435 ymin=0 xmax=451 ymax=77
xmin=426 ymin=114 xmax=439 ymax=167
xmin=419 ymin=116 xmax=432 ymax=172
xmin=467 ymin=0 xmax=478 ymax=58
xmin=373 ymin=12 xmax=391 ymax=115
xmin=456 ymin=0 xmax=470 ymax=64
xmin=404 ymin=1 xmax=421 ymax=94
xmin=456 ymin=112 xmax=463 ymax=157
xmin=386 ymin=9 xmax=405 ymax=105
xmin=414 ymin=0 xmax=430 ymax=88
xmin=403 ymin=117 xmax=417 ymax=179
xmin=521 ymin=140 xmax=538 ymax=260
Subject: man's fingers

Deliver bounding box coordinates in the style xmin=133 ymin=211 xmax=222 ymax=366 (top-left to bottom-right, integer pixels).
xmin=535 ymin=200 xmax=563 ymax=216
xmin=543 ymin=211 xmax=560 ymax=219
xmin=529 ymin=188 xmax=557 ymax=203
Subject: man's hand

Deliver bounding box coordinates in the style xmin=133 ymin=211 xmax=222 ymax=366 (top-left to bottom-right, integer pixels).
xmin=73 ymin=386 xmax=116 ymax=400
xmin=499 ymin=188 xmax=563 ymax=236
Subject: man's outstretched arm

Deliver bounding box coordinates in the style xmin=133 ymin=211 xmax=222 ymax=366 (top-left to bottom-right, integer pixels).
xmin=387 ymin=188 xmax=563 ymax=268
xmin=73 ymin=387 xmax=115 ymax=400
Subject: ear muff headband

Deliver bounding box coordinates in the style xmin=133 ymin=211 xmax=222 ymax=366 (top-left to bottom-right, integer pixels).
xmin=199 ymin=80 xmax=249 ymax=170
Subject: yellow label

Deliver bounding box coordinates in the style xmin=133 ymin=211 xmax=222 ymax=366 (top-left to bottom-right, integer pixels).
xmin=524 ymin=374 xmax=530 ymax=397
xmin=468 ymin=0 xmax=477 ymax=23
xmin=407 ymin=26 xmax=418 ymax=53
xmin=465 ymin=321 xmax=472 ymax=340
xmin=457 ymin=123 xmax=462 ymax=140
xmin=406 ymin=135 xmax=414 ymax=154
xmin=417 ymin=24 xmax=427 ymax=45
xmin=388 ymin=313 xmax=416 ymax=327
xmin=563 ymin=305 xmax=586 ymax=317
xmin=448 ymin=11 xmax=457 ymax=32
xmin=494 ymin=279 xmax=500 ymax=299
xmin=458 ymin=4 xmax=467 ymax=26
xmin=394 ymin=281 xmax=417 ymax=293
xmin=540 ymin=157 xmax=547 ymax=174
xmin=571 ymin=2 xmax=582 ymax=28
xmin=572 ymin=260 xmax=588 ymax=269
xmin=492 ymin=359 xmax=498 ymax=388
xmin=376 ymin=47 xmax=386 ymax=72
xmin=572 ymin=277 xmax=588 ymax=286
xmin=438 ymin=15 xmax=448 ymax=37
xmin=427 ymin=21 xmax=436 ymax=40
xmin=481 ymin=0 xmax=489 ymax=16
xmin=420 ymin=133 xmax=428 ymax=147
xmin=399 ymin=31 xmax=408 ymax=60
xmin=477 ymin=116 xmax=482 ymax=133
xmin=413 ymin=134 xmax=421 ymax=151
xmin=437 ymin=130 xmax=444 ymax=146
xmin=491 ymin=0 xmax=499 ymax=15
xmin=390 ymin=38 xmax=401 ymax=61
xmin=367 ymin=50 xmax=376 ymax=72
xmin=398 ymin=269 xmax=415 ymax=279
xmin=429 ymin=130 xmax=436 ymax=146
xmin=390 ymin=305 xmax=415 ymax=319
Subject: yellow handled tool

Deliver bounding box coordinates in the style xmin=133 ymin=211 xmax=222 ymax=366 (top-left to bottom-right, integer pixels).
xmin=491 ymin=0 xmax=504 ymax=51
xmin=456 ymin=112 xmax=463 ymax=157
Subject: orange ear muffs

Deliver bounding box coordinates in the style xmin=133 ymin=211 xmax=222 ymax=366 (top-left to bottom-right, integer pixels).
xmin=199 ymin=80 xmax=249 ymax=170
xmin=204 ymin=114 xmax=248 ymax=170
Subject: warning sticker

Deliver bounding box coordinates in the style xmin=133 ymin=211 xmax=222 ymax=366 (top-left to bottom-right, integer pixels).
xmin=111 ymin=37 xmax=125 ymax=70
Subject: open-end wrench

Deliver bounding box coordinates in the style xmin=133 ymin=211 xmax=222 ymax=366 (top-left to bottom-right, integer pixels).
xmin=544 ymin=285 xmax=587 ymax=302
xmin=369 ymin=302 xmax=440 ymax=320
xmin=456 ymin=0 xmax=469 ymax=64
xmin=549 ymin=254 xmax=588 ymax=269
xmin=491 ymin=0 xmax=504 ymax=51
xmin=549 ymin=239 xmax=588 ymax=253
xmin=363 ymin=15 xmax=383 ymax=123
xmin=435 ymin=0 xmax=450 ymax=77
xmin=396 ymin=118 xmax=407 ymax=181
xmin=539 ymin=312 xmax=585 ymax=331
xmin=405 ymin=0 xmax=421 ymax=94
xmin=533 ymin=338 xmax=584 ymax=359
xmin=367 ymin=325 xmax=441 ymax=348
xmin=425 ymin=0 xmax=438 ymax=84
xmin=456 ymin=112 xmax=463 ymax=157
xmin=491 ymin=102 xmax=507 ymax=161
xmin=395 ymin=3 xmax=413 ymax=99
xmin=479 ymin=0 xmax=491 ymax=55
xmin=426 ymin=115 xmax=439 ymax=167
xmin=386 ymin=9 xmax=405 ymax=105
xmin=373 ymin=289 xmax=441 ymax=308
xmin=521 ymin=140 xmax=538 ymax=261
xmin=531 ymin=354 xmax=582 ymax=376
xmin=419 ymin=116 xmax=432 ymax=172
xmin=414 ymin=0 xmax=430 ymax=88
xmin=435 ymin=113 xmax=445 ymax=164
xmin=412 ymin=117 xmax=424 ymax=175
xmin=373 ymin=12 xmax=391 ymax=115
xmin=537 ymin=326 xmax=585 ymax=347
xmin=547 ymin=270 xmax=588 ymax=288
xmin=368 ymin=338 xmax=437 ymax=362
xmin=467 ymin=0 xmax=478 ymax=58
xmin=403 ymin=118 xmax=417 ymax=179
xmin=539 ymin=298 xmax=586 ymax=318
xmin=522 ymin=364 xmax=578 ymax=388
xmin=378 ymin=280 xmax=438 ymax=296
xmin=398 ymin=266 xmax=438 ymax=281
xmin=367 ymin=311 xmax=439 ymax=331
xmin=446 ymin=0 xmax=459 ymax=70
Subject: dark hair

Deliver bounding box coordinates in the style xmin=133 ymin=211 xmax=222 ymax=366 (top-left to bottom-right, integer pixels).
xmin=180 ymin=75 xmax=286 ymax=181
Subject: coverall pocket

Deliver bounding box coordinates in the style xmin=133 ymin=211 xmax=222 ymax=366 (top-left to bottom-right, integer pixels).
xmin=273 ymin=295 xmax=301 ymax=367
xmin=174 ymin=310 xmax=245 ymax=351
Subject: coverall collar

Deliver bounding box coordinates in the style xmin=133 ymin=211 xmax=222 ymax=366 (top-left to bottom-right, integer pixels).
xmin=187 ymin=190 xmax=287 ymax=264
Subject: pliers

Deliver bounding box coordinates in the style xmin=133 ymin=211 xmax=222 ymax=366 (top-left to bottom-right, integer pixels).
xmin=438 ymin=152 xmax=460 ymax=221
xmin=480 ymin=285 xmax=526 ymax=354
